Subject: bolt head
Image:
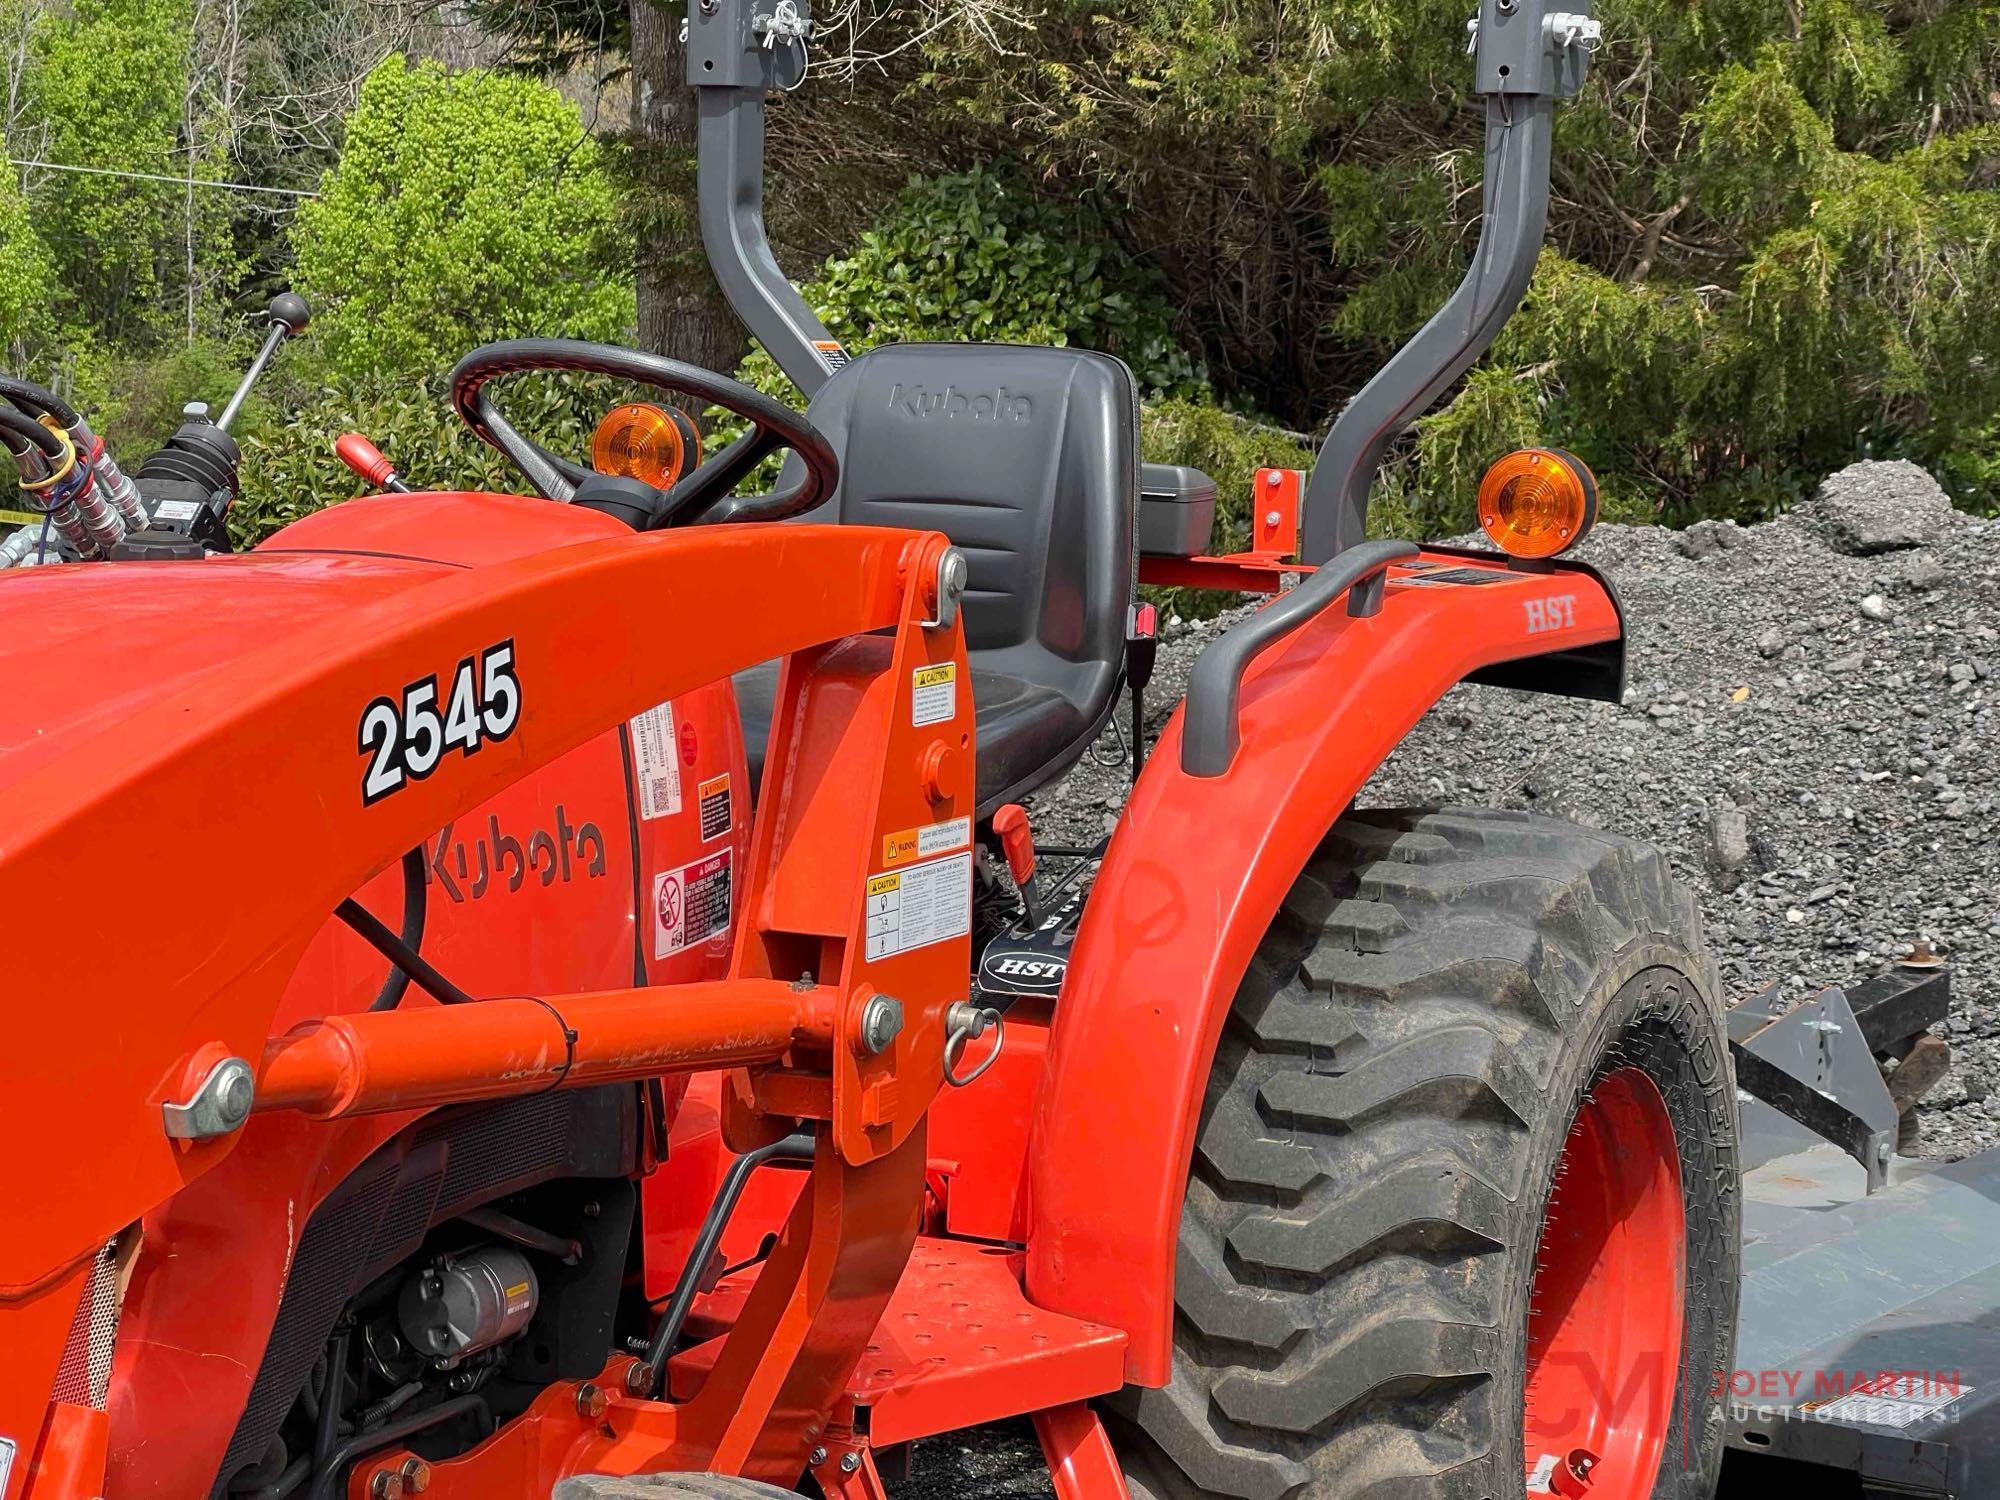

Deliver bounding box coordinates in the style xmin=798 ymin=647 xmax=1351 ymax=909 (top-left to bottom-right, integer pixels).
xmin=369 ymin=1472 xmax=405 ymax=1500
xmin=840 ymin=1452 xmax=862 ymax=1474
xmin=624 ymin=1362 xmax=656 ymax=1397
xmin=398 ymin=1458 xmax=432 ymax=1494
xmin=576 ymin=1382 xmax=610 ymax=1420
xmin=859 ymin=995 xmax=905 ymax=1056
xmin=214 ymin=1065 xmax=256 ymax=1127
xmin=1264 ymin=510 xmax=1282 ymax=527
xmin=809 ymin=1447 xmax=829 ymax=1467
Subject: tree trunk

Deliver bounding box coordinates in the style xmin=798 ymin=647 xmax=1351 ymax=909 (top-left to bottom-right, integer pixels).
xmin=629 ymin=0 xmax=745 ymax=389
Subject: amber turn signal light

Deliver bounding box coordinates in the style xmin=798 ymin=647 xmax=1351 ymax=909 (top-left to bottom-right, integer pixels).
xmin=591 ymin=403 xmax=701 ymax=490
xmin=1477 ymin=448 xmax=1598 ymax=560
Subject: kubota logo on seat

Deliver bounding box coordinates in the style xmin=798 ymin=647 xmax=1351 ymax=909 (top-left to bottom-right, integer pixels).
xmin=889 ymin=383 xmax=1034 ymax=423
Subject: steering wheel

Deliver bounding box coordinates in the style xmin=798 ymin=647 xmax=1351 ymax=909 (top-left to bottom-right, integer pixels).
xmin=448 ymin=339 xmax=840 ymax=528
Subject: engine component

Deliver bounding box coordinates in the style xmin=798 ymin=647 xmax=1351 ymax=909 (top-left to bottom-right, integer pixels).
xmin=397 ymin=1247 xmax=539 ymax=1368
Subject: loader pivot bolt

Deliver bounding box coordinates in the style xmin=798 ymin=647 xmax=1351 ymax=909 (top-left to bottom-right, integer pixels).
xmin=161 ymin=1056 xmax=256 ymax=1141
xmin=857 ymin=994 xmax=905 ymax=1056
xmin=922 ymin=547 xmax=968 ymax=631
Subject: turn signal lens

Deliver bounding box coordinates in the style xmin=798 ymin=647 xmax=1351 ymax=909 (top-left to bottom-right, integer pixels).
xmin=591 ymin=403 xmax=701 ymax=489
xmin=1477 ymin=448 xmax=1598 ymax=560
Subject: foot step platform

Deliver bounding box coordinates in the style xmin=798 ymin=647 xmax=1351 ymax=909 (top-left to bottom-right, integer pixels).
xmin=672 ymin=1236 xmax=1128 ymax=1444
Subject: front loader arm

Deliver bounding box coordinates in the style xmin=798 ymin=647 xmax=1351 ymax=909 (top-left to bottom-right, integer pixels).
xmin=1027 ymin=551 xmax=1623 ymax=1383
xmin=0 ymin=516 xmax=972 ymax=1496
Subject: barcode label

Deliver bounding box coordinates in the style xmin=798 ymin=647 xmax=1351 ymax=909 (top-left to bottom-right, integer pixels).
xmin=629 ymin=702 xmax=683 ymax=820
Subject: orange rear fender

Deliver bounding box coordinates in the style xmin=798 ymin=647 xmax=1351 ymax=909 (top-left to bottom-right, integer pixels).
xmin=1027 ymin=551 xmax=1623 ymax=1383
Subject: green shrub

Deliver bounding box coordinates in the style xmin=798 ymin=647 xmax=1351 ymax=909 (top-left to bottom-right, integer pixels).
xmin=734 ymin=167 xmax=1207 ymax=404
xmin=231 ymin=371 xmax=644 ymax=548
xmin=290 ymin=55 xmax=634 ymax=387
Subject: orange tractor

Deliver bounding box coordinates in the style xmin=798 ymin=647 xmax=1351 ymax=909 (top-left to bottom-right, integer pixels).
xmin=4 ymin=3 xmax=1980 ymax=1499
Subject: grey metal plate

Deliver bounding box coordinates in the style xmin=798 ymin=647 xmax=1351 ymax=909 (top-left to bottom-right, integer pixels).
xmin=1729 ymin=1147 xmax=2000 ymax=1494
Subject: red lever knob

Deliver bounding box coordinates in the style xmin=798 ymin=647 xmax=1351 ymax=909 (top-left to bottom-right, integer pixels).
xmin=335 ymin=432 xmax=399 ymax=489
xmin=991 ymin=804 xmax=1037 ymax=889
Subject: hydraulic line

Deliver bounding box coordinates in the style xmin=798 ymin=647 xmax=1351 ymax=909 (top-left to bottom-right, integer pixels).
xmin=1 ymin=406 xmax=125 ymax=557
xmin=1 ymin=377 xmax=143 ymax=536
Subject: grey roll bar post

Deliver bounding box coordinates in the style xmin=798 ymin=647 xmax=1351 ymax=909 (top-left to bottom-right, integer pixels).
xmin=687 ymin=0 xmax=840 ymax=398
xmin=1298 ymin=0 xmax=1599 ymax=564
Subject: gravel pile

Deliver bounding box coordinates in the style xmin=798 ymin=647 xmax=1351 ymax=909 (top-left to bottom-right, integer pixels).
xmin=1030 ymin=460 xmax=2000 ymax=1160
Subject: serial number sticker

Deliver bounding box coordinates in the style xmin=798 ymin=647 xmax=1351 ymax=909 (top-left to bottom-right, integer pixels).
xmin=912 ymin=663 xmax=958 ymax=727
xmin=359 ymin=640 xmax=521 ymax=805
xmin=882 ymin=815 xmax=972 ymax=869
xmin=629 ymin=702 xmax=683 ymax=820
xmin=1392 ymin=566 xmax=1524 ymax=588
xmin=865 ymin=851 xmax=972 ymax=961
xmin=654 ymin=849 xmax=732 ymax=959
xmin=1812 ymin=1379 xmax=1974 ymax=1430
xmin=698 ymin=773 xmax=733 ymax=842
xmin=153 ymin=498 xmax=203 ymax=522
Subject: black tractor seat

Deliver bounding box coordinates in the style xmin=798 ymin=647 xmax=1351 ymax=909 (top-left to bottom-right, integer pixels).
xmin=734 ymin=343 xmax=1140 ymax=819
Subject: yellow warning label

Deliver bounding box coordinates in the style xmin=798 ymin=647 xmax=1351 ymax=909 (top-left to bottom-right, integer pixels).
xmin=883 ymin=829 xmax=920 ymax=866
xmin=912 ymin=663 xmax=958 ymax=727
xmin=867 ymin=873 xmax=902 ymax=898
xmin=883 ymin=816 xmax=973 ymax=868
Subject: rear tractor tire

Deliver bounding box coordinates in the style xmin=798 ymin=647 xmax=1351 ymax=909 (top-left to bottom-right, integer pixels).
xmin=1114 ymin=808 xmax=1739 ymax=1500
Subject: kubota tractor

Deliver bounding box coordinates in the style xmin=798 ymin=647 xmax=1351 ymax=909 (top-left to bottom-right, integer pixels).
xmin=3 ymin=3 xmax=1989 ymax=1499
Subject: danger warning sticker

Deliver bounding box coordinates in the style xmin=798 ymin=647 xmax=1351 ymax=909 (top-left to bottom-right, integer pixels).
xmin=698 ymin=774 xmax=733 ymax=842
xmin=912 ymin=663 xmax=958 ymax=727
xmin=883 ymin=815 xmax=972 ymax=869
xmin=629 ymin=703 xmax=683 ymax=820
xmin=654 ymin=850 xmax=732 ymax=958
xmin=814 ymin=339 xmax=852 ymax=371
xmin=864 ymin=851 xmax=972 ymax=961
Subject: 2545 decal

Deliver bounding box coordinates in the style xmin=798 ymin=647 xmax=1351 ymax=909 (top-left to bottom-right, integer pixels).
xmin=360 ymin=641 xmax=521 ymax=804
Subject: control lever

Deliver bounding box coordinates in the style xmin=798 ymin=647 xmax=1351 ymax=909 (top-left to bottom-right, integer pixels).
xmin=216 ymin=292 xmax=310 ymax=433
xmin=335 ymin=433 xmax=412 ymax=494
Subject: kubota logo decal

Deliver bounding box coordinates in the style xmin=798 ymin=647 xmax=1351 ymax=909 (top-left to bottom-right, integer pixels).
xmin=888 ymin=383 xmax=1034 ymax=423
xmin=427 ymin=807 xmax=607 ymax=902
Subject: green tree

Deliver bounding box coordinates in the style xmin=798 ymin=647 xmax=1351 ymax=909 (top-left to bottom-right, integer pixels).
xmin=18 ymin=0 xmax=233 ymax=348
xmin=0 ymin=173 xmax=59 ymax=364
xmin=290 ymin=55 xmax=635 ymax=384
xmin=822 ymin=0 xmax=2000 ymax=522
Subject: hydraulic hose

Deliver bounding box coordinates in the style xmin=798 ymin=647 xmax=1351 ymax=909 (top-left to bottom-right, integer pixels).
xmin=1 ymin=376 xmax=146 ymax=533
xmin=1 ymin=405 xmax=127 ymax=557
xmin=365 ymin=848 xmax=429 ymax=1011
xmin=0 ymin=406 xmax=66 ymax=461
xmin=0 ymin=376 xmax=81 ymax=430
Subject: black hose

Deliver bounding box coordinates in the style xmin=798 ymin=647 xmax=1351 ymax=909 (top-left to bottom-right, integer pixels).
xmin=641 ymin=1132 xmax=815 ymax=1394
xmin=312 ymin=1327 xmax=350 ymax=1474
xmin=239 ymin=1453 xmax=310 ymax=1500
xmin=367 ymin=848 xmax=428 ymax=1011
xmin=0 ymin=376 xmax=81 ymax=430
xmin=306 ymin=1393 xmax=490 ymax=1500
xmin=0 ymin=407 xmax=66 ymax=460
xmin=336 ymin=888 xmax=478 ymax=1008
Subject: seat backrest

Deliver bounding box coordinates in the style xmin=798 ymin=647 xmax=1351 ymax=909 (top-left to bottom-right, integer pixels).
xmin=793 ymin=343 xmax=1140 ymax=708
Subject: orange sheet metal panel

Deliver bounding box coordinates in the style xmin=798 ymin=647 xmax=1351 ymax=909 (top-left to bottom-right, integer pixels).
xmin=671 ymin=1237 xmax=1127 ymax=1446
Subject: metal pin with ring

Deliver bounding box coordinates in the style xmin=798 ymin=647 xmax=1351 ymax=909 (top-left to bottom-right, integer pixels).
xmin=943 ymin=1001 xmax=1004 ymax=1088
